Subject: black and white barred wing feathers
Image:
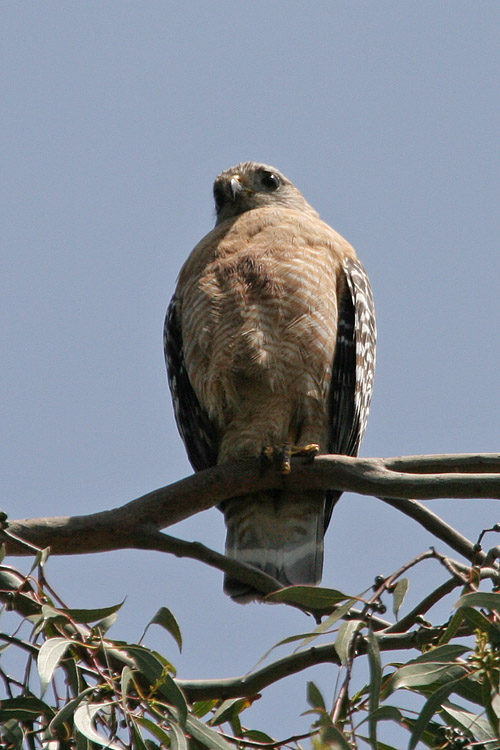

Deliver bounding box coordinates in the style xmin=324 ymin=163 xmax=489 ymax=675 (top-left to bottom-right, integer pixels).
xmin=164 ymin=297 xmax=218 ymax=472
xmin=325 ymin=256 xmax=376 ymax=526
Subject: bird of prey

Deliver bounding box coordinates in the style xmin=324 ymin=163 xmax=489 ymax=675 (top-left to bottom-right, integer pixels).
xmin=164 ymin=162 xmax=376 ymax=602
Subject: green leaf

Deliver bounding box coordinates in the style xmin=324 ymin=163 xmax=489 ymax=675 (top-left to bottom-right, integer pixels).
xmin=320 ymin=724 xmax=352 ymax=749
xmin=295 ymin=598 xmax=358 ymax=651
xmin=37 ymin=637 xmax=73 ymax=692
xmin=242 ymin=729 xmax=275 ymax=743
xmin=264 ymin=585 xmax=353 ymax=608
xmin=307 ymin=681 xmax=326 ymax=710
xmin=441 ymin=702 xmax=498 ymax=743
xmin=438 ymin=609 xmax=465 ymax=645
xmin=392 ymin=578 xmax=409 ymax=619
xmin=409 ymin=643 xmax=469 ymax=664
xmin=192 ymin=700 xmax=218 ymax=718
xmin=125 ymin=645 xmax=187 ymax=725
xmin=460 ymin=605 xmax=497 ymax=632
xmin=335 ymin=620 xmax=362 ymax=666
xmin=29 ymin=547 xmax=51 ymax=573
xmin=148 ymin=606 xmax=183 ymax=652
xmin=94 ymin=611 xmax=120 ymax=634
xmin=73 ymin=701 xmax=122 ymax=750
xmin=362 ymin=706 xmax=403 ymax=725
xmin=135 ymin=716 xmax=175 ymax=747
xmin=62 ymin=600 xmax=125 ymax=624
xmin=169 ymin=720 xmax=189 ymax=750
xmin=367 ymin=628 xmax=382 ymax=748
xmin=48 ymin=687 xmax=96 ymax=732
xmin=209 ymin=698 xmax=249 ymax=726
xmin=387 ymin=662 xmax=467 ymax=693
xmin=408 ymin=677 xmax=469 ymax=750
xmin=456 ymin=591 xmax=500 ymax=611
xmin=0 ymin=720 xmax=24 ymax=750
xmin=185 ymin=714 xmax=234 ymax=750
xmin=121 ymin=665 xmax=134 ymax=709
xmin=130 ymin=721 xmax=150 ymax=750
xmin=0 ymin=696 xmax=54 ymax=722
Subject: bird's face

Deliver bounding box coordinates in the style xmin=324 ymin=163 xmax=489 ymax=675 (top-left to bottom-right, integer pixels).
xmin=213 ymin=162 xmax=317 ymax=225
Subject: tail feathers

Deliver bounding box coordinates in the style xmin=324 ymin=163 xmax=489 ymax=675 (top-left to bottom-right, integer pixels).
xmin=223 ymin=492 xmax=325 ymax=603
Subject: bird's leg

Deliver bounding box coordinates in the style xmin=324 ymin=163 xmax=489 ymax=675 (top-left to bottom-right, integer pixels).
xmin=261 ymin=443 xmax=320 ymax=474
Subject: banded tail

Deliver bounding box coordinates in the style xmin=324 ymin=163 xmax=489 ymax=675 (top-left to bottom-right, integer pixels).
xmin=223 ymin=491 xmax=326 ymax=603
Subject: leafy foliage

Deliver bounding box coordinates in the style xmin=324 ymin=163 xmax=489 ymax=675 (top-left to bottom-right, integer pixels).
xmin=2 ymin=544 xmax=500 ymax=749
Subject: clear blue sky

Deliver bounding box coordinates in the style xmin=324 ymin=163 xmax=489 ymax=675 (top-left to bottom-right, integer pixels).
xmin=2 ymin=3 xmax=500 ymax=745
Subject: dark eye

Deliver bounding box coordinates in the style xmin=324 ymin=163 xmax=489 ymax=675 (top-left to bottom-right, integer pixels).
xmin=260 ymin=171 xmax=280 ymax=191
xmin=213 ymin=183 xmax=226 ymax=211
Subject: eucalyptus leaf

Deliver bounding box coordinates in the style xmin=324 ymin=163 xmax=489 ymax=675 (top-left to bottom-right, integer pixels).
xmin=265 ymin=585 xmax=352 ymax=608
xmin=37 ymin=637 xmax=72 ymax=692
xmin=148 ymin=606 xmax=183 ymax=652
xmin=185 ymin=713 xmax=234 ymax=750
xmin=73 ymin=702 xmax=122 ymax=750
xmin=48 ymin=687 xmax=96 ymax=732
xmin=408 ymin=677 xmax=469 ymax=750
xmin=62 ymin=600 xmax=125 ymax=624
xmin=392 ymin=578 xmax=409 ymax=619
xmin=441 ymin=703 xmax=498 ymax=743
xmin=335 ymin=620 xmax=362 ymax=666
xmin=307 ymin=681 xmax=326 ymax=710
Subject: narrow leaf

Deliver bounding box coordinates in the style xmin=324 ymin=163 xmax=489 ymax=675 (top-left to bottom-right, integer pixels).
xmin=367 ymin=628 xmax=382 ymax=748
xmin=185 ymin=714 xmax=234 ymax=750
xmin=148 ymin=607 xmax=183 ymax=652
xmin=169 ymin=720 xmax=188 ymax=750
xmin=130 ymin=721 xmax=149 ymax=750
xmin=407 ymin=643 xmax=469 ymax=664
xmin=73 ymin=702 xmax=122 ymax=750
xmin=456 ymin=591 xmax=500 ymax=611
xmin=335 ymin=620 xmax=362 ymax=666
xmin=242 ymin=730 xmax=275 ymax=743
xmin=209 ymin=698 xmax=250 ymax=726
xmin=307 ymin=681 xmax=326 ymax=710
xmin=264 ymin=585 xmax=353 ymax=608
xmin=0 ymin=720 xmax=24 ymax=750
xmin=320 ymin=725 xmax=352 ymax=750
xmin=37 ymin=638 xmax=72 ymax=692
xmin=125 ymin=645 xmax=187 ymax=725
xmin=121 ymin=666 xmax=134 ymax=709
xmin=408 ymin=677 xmax=468 ymax=750
xmin=62 ymin=601 xmax=125 ymax=624
xmin=362 ymin=706 xmax=403 ymax=725
xmin=296 ymin=599 xmax=358 ymax=651
xmin=387 ymin=662 xmax=466 ymax=693
xmin=0 ymin=697 xmax=54 ymax=722
xmin=438 ymin=609 xmax=464 ymax=645
xmin=192 ymin=700 xmax=217 ymax=718
xmin=49 ymin=687 xmax=96 ymax=732
xmin=135 ymin=716 xmax=175 ymax=747
xmin=392 ymin=578 xmax=409 ymax=619
xmin=442 ymin=703 xmax=497 ymax=743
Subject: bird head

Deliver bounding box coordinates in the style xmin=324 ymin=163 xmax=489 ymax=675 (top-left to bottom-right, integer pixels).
xmin=212 ymin=162 xmax=318 ymax=225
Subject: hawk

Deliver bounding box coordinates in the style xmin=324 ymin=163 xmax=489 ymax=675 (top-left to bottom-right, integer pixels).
xmin=164 ymin=162 xmax=376 ymax=602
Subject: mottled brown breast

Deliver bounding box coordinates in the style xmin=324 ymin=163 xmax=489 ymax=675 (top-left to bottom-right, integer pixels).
xmin=177 ymin=205 xmax=357 ymax=432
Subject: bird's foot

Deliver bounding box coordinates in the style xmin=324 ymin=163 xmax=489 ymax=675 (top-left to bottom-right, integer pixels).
xmin=261 ymin=443 xmax=320 ymax=474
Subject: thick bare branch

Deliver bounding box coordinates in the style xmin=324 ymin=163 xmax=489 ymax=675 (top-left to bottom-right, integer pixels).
xmin=2 ymin=453 xmax=499 ymax=563
xmin=176 ymin=627 xmax=453 ymax=701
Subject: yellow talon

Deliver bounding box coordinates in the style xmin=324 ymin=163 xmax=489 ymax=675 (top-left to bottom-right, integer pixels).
xmin=261 ymin=443 xmax=320 ymax=474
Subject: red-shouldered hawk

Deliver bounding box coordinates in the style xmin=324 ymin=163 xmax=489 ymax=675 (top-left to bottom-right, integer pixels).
xmin=164 ymin=162 xmax=376 ymax=602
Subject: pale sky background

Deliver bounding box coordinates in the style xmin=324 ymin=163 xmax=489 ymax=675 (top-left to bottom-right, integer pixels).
xmin=2 ymin=3 xmax=500 ymax=747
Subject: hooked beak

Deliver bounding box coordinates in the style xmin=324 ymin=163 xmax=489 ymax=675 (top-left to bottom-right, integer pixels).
xmin=229 ymin=175 xmax=245 ymax=200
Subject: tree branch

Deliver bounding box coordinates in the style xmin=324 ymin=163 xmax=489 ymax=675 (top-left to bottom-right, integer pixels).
xmin=2 ymin=453 xmax=500 ymax=560
xmin=176 ymin=627 xmax=458 ymax=701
